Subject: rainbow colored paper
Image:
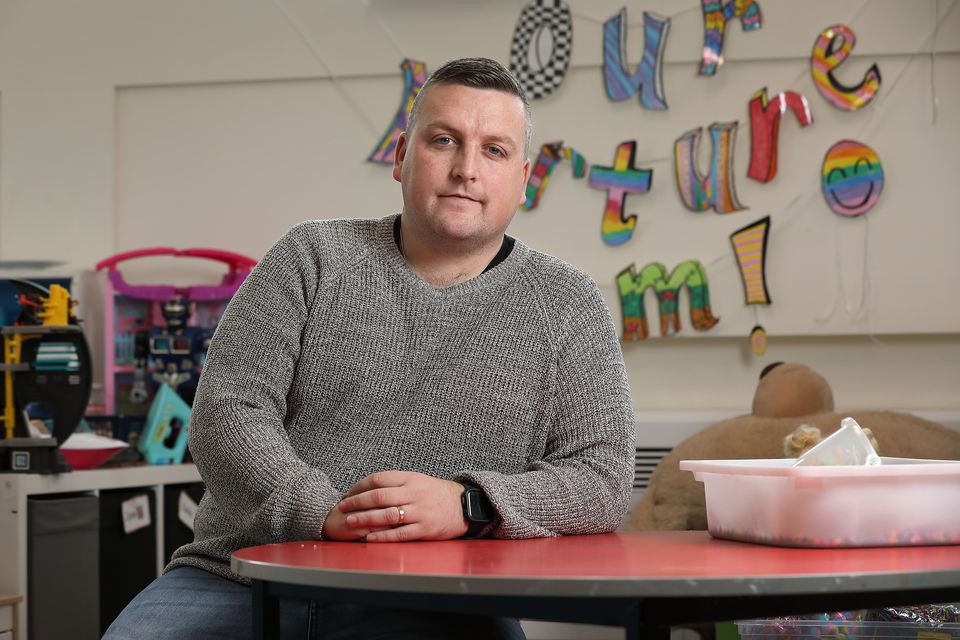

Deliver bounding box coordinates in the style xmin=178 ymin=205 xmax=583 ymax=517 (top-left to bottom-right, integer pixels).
xmin=522 ymin=141 xmax=586 ymax=211
xmin=617 ymin=260 xmax=719 ymax=340
xmin=603 ymin=8 xmax=669 ymax=110
xmin=368 ymin=59 xmax=427 ymax=165
xmin=811 ymin=25 xmax=881 ymax=111
xmin=750 ymin=325 xmax=767 ymax=355
xmin=674 ymin=122 xmax=745 ymax=213
xmin=588 ymin=141 xmax=653 ymax=245
xmin=748 ymin=88 xmax=813 ymax=183
xmin=821 ymin=140 xmax=884 ymax=217
xmin=699 ymin=0 xmax=762 ymax=76
xmin=730 ymin=216 xmax=771 ymax=305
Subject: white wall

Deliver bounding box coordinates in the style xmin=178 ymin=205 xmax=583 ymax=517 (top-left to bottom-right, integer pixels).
xmin=1 ymin=0 xmax=958 ymax=413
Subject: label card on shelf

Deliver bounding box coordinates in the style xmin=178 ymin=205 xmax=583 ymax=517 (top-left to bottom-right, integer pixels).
xmin=121 ymin=494 xmax=151 ymax=534
xmin=178 ymin=490 xmax=198 ymax=532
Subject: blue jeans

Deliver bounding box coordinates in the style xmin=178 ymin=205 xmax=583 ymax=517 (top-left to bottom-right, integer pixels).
xmin=103 ymin=566 xmax=527 ymax=640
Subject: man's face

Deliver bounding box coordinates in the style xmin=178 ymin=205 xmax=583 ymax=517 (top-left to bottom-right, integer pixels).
xmin=393 ymin=83 xmax=530 ymax=249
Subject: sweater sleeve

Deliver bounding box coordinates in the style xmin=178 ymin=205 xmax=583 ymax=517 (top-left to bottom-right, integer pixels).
xmin=188 ymin=223 xmax=341 ymax=544
xmin=456 ymin=279 xmax=636 ymax=538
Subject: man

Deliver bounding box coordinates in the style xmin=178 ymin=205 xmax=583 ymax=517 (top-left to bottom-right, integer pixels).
xmin=105 ymin=57 xmax=634 ymax=640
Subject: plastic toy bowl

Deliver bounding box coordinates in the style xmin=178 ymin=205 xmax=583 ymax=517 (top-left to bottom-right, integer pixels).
xmin=60 ymin=433 xmax=129 ymax=470
xmin=680 ymin=457 xmax=960 ymax=547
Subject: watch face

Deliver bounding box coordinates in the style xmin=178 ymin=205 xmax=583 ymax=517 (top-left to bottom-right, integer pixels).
xmin=465 ymin=489 xmax=492 ymax=522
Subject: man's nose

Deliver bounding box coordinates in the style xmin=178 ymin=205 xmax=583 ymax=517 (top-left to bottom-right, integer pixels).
xmin=452 ymin=147 xmax=479 ymax=181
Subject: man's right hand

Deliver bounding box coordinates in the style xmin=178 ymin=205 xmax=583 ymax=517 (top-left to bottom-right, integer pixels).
xmin=321 ymin=500 xmax=391 ymax=541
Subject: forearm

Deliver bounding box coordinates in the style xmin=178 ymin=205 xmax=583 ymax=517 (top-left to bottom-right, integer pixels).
xmin=189 ymin=387 xmax=341 ymax=542
xmin=457 ymin=439 xmax=634 ymax=538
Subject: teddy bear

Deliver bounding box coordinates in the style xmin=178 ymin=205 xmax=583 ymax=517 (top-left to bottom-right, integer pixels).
xmin=626 ymin=362 xmax=960 ymax=531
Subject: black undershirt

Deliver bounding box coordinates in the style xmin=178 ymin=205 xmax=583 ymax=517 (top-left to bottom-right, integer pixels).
xmin=393 ymin=216 xmax=515 ymax=273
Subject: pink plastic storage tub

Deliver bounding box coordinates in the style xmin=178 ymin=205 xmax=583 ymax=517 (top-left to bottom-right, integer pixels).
xmin=679 ymin=457 xmax=960 ymax=547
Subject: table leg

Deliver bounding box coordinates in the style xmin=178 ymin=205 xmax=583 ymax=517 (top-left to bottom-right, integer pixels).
xmin=251 ymin=580 xmax=280 ymax=640
xmin=625 ymin=619 xmax=670 ymax=640
xmin=629 ymin=601 xmax=670 ymax=640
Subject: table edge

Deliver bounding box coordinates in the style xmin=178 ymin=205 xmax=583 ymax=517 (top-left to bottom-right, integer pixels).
xmin=230 ymin=555 xmax=960 ymax=598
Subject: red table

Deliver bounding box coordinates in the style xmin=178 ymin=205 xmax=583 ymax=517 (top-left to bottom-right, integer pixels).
xmin=232 ymin=531 xmax=960 ymax=639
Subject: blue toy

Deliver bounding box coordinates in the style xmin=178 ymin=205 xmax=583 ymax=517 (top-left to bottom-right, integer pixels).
xmin=139 ymin=383 xmax=191 ymax=465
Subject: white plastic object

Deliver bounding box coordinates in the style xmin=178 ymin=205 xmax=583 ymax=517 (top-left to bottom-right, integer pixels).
xmin=680 ymin=457 xmax=960 ymax=547
xmin=793 ymin=416 xmax=880 ymax=467
xmin=60 ymin=432 xmax=129 ymax=451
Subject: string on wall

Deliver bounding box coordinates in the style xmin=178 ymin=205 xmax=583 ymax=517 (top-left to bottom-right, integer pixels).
xmin=268 ymin=0 xmax=957 ymax=346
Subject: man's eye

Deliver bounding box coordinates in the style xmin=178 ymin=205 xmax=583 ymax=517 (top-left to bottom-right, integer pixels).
xmin=487 ymin=146 xmax=504 ymax=157
xmin=434 ymin=136 xmax=453 ymax=145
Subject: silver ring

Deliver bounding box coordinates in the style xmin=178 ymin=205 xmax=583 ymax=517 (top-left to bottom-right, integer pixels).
xmin=397 ymin=506 xmax=406 ymax=524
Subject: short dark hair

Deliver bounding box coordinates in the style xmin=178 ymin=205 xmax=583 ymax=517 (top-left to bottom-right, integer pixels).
xmin=406 ymin=57 xmax=533 ymax=155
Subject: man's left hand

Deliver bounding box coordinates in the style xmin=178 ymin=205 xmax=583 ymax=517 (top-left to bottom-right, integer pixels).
xmin=338 ymin=471 xmax=468 ymax=542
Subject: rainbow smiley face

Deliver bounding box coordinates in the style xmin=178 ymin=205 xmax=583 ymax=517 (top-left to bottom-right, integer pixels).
xmin=822 ymin=140 xmax=884 ymax=217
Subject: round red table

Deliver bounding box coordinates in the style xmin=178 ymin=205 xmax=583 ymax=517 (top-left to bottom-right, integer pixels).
xmin=232 ymin=530 xmax=960 ymax=639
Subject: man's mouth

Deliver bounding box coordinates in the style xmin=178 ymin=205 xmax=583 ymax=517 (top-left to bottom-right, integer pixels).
xmin=440 ymin=193 xmax=480 ymax=203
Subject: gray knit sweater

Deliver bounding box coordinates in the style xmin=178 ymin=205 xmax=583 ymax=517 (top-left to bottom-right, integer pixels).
xmin=168 ymin=214 xmax=635 ymax=583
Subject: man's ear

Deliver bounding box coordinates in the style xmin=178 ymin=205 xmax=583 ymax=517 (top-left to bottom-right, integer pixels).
xmin=518 ymin=157 xmax=531 ymax=206
xmin=392 ymin=132 xmax=408 ymax=183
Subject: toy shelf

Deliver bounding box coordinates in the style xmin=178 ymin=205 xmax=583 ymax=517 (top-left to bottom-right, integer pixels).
xmin=0 ymin=463 xmax=201 ymax=640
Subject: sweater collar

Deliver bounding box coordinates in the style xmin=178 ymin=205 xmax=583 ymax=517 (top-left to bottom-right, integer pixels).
xmin=376 ymin=214 xmax=529 ymax=299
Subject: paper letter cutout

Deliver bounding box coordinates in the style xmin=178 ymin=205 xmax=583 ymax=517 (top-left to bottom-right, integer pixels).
xmin=811 ymin=25 xmax=881 ymax=111
xmin=748 ymin=88 xmax=813 ymax=183
xmin=821 ymin=140 xmax=884 ymax=217
xmin=699 ymin=0 xmax=762 ymax=76
xmin=617 ymin=261 xmax=719 ymax=340
xmin=588 ymin=141 xmax=653 ymax=245
xmin=522 ymin=141 xmax=587 ymax=211
xmin=510 ymin=0 xmax=574 ymax=100
xmin=368 ymin=59 xmax=427 ymax=164
xmin=603 ymin=9 xmax=670 ymax=110
xmin=674 ymin=122 xmax=745 ymax=213
xmin=750 ymin=325 xmax=767 ymax=355
xmin=730 ymin=215 xmax=771 ymax=305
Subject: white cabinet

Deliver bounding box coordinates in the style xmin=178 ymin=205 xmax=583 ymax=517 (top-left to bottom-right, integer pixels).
xmin=0 ymin=464 xmax=201 ymax=640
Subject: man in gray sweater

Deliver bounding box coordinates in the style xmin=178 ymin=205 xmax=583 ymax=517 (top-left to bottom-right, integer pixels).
xmin=106 ymin=57 xmax=634 ymax=640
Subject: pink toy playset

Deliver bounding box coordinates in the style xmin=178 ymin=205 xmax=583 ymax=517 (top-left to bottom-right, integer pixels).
xmin=95 ymin=247 xmax=256 ymax=426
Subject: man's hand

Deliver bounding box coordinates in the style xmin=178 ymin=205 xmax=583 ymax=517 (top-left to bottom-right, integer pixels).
xmin=320 ymin=501 xmax=392 ymax=541
xmin=336 ymin=471 xmax=469 ymax=542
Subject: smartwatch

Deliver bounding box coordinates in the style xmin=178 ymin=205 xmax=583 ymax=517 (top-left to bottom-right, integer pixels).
xmin=459 ymin=482 xmax=493 ymax=538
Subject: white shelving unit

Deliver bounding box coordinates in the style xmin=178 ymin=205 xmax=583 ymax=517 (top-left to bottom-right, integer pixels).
xmin=0 ymin=463 xmax=201 ymax=640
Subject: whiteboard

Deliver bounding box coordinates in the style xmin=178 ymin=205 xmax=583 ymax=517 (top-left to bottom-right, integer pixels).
xmin=106 ymin=0 xmax=960 ymax=337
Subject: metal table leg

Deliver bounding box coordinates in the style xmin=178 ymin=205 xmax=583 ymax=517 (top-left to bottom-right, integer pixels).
xmin=251 ymin=580 xmax=280 ymax=640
